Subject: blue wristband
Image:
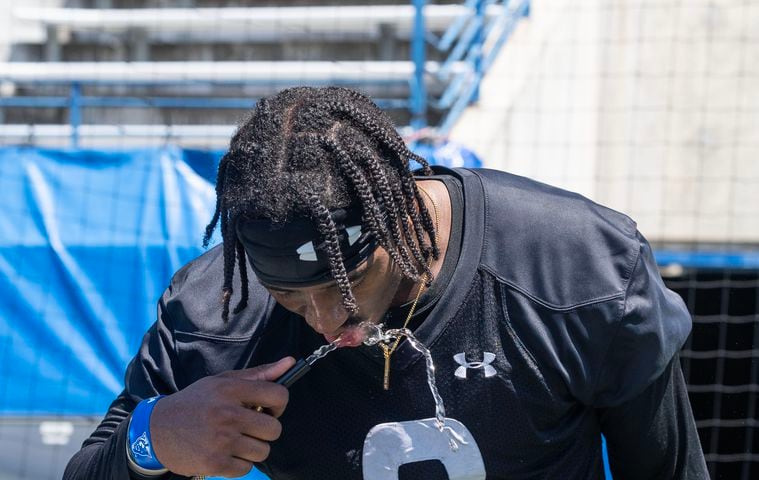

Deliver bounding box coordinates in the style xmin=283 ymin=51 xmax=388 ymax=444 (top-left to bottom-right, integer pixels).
xmin=128 ymin=395 xmax=166 ymax=471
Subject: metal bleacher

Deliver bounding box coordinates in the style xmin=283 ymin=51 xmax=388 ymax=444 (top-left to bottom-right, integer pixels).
xmin=14 ymin=5 xmax=504 ymax=38
xmin=0 ymin=1 xmax=529 ymax=148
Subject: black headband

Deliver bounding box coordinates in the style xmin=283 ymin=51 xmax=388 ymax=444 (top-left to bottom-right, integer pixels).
xmin=236 ymin=207 xmax=377 ymax=287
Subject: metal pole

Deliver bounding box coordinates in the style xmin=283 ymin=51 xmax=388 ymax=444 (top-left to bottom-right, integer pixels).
xmin=378 ymin=23 xmax=398 ymax=61
xmin=45 ymin=26 xmax=61 ymax=62
xmin=472 ymin=0 xmax=485 ymax=103
xmin=69 ymin=83 xmax=81 ymax=148
xmin=411 ymin=0 xmax=427 ymax=130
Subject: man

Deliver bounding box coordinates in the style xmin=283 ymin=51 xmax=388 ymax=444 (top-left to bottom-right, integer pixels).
xmin=64 ymin=86 xmax=708 ymax=479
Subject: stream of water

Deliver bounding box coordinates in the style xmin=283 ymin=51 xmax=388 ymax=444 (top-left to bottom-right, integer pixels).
xmin=359 ymin=322 xmax=459 ymax=451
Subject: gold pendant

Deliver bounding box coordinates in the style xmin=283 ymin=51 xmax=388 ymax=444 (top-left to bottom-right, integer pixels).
xmin=382 ymin=346 xmax=391 ymax=390
xmin=376 ymin=273 xmax=428 ymax=391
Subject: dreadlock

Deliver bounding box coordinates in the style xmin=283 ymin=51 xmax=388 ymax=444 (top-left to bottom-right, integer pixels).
xmin=204 ymin=86 xmax=439 ymax=322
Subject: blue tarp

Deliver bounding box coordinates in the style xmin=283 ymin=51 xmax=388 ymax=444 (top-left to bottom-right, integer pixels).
xmin=413 ymin=139 xmax=483 ymax=168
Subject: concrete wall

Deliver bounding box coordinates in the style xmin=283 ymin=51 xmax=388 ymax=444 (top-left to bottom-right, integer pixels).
xmin=451 ymin=0 xmax=759 ymax=244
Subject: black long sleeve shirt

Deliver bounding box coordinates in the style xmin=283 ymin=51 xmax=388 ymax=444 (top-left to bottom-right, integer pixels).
xmin=65 ymin=167 xmax=709 ymax=479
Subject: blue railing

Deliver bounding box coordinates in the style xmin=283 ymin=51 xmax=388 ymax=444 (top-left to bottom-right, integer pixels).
xmin=427 ymin=0 xmax=530 ymax=134
xmin=655 ymin=250 xmax=759 ymax=270
xmin=408 ymin=0 xmax=531 ymax=132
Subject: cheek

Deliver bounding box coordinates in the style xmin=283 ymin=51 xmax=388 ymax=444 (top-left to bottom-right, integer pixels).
xmin=352 ymin=277 xmax=399 ymax=320
xmin=271 ymin=290 xmax=348 ymax=323
xmin=270 ymin=294 xmax=304 ymax=315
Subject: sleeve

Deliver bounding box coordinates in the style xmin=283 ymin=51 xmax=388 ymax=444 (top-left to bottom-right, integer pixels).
xmin=597 ymin=354 xmax=709 ymax=479
xmin=63 ymin=286 xmax=187 ymax=480
xmin=592 ymin=231 xmax=693 ymax=407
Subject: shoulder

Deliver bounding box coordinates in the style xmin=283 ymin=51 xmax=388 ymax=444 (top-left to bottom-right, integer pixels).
xmin=162 ymin=244 xmax=275 ymax=337
xmin=468 ymin=168 xmax=640 ymax=309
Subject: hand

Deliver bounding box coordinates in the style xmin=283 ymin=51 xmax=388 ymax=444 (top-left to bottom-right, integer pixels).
xmin=149 ymin=357 xmax=296 ymax=478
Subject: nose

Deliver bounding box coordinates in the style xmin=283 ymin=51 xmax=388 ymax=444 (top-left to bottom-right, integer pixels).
xmin=303 ymin=290 xmax=347 ymax=334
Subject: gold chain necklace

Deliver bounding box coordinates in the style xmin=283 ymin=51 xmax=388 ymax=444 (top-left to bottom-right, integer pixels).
xmin=378 ymin=186 xmax=439 ymax=390
xmin=379 ymin=272 xmax=427 ymax=390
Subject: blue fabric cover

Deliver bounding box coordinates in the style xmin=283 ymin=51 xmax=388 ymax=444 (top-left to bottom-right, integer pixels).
xmin=413 ymin=139 xmax=483 ymax=168
xmin=0 ymin=146 xmax=220 ymax=415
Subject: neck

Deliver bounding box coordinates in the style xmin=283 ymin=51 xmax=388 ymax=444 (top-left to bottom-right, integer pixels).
xmin=390 ymin=178 xmax=452 ymax=306
xmin=391 ymin=275 xmax=421 ymax=306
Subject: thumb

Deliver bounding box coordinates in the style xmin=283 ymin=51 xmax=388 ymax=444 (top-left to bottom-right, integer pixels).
xmin=234 ymin=357 xmax=296 ymax=382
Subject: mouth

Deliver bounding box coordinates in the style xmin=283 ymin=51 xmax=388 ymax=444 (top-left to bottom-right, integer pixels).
xmin=323 ymin=332 xmax=341 ymax=343
xmin=324 ymin=317 xmax=367 ymax=347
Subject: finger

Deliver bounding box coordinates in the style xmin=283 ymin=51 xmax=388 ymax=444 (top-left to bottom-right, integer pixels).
xmin=211 ymin=456 xmax=254 ymax=479
xmin=231 ymin=434 xmax=272 ymax=463
xmin=235 ymin=406 xmax=282 ymax=442
xmin=225 ymin=357 xmax=296 ymax=382
xmin=235 ymin=381 xmax=290 ymax=417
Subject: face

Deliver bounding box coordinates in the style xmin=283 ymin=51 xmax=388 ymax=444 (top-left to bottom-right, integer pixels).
xmin=262 ymin=247 xmax=405 ymax=342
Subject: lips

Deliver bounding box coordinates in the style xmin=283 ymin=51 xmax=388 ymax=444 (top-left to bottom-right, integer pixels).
xmin=323 ymin=322 xmax=348 ymax=344
xmin=323 ymin=322 xmax=367 ymax=348
xmin=322 ymin=317 xmax=356 ymax=344
xmin=333 ymin=327 xmax=366 ymax=347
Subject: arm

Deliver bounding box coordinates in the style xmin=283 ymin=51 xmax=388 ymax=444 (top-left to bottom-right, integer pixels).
xmin=592 ymin=233 xmax=708 ymax=478
xmin=64 ymin=287 xmax=181 ymax=480
xmin=64 ymin=257 xmax=293 ymax=480
xmin=63 ymin=358 xmax=295 ymax=480
xmin=64 ymin=393 xmax=142 ymax=479
xmin=597 ymin=355 xmax=709 ymax=479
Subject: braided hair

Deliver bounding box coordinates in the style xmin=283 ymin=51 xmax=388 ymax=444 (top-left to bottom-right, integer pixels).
xmin=204 ymin=86 xmax=439 ymax=322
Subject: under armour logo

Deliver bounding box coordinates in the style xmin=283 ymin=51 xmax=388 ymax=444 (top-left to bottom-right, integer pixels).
xmin=454 ymin=352 xmax=496 ymax=379
xmin=296 ymin=225 xmax=362 ymax=261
